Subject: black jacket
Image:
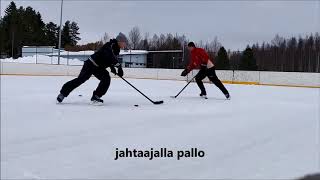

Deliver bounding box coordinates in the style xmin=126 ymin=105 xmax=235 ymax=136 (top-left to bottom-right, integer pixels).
xmin=90 ymin=39 xmax=120 ymax=68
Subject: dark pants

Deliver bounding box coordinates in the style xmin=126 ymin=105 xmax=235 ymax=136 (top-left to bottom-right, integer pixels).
xmin=60 ymin=60 xmax=111 ymax=97
xmin=195 ymin=66 xmax=229 ymax=95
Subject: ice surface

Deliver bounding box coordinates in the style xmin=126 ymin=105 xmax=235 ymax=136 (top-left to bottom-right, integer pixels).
xmin=1 ymin=75 xmax=319 ymax=179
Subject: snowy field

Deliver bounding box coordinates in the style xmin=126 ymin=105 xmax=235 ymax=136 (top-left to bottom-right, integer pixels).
xmin=0 ymin=55 xmax=84 ymax=65
xmin=1 ymin=75 xmax=319 ymax=179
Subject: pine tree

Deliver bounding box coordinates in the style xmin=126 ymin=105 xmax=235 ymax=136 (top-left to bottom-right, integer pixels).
xmin=61 ymin=21 xmax=72 ymax=47
xmin=2 ymin=1 xmax=18 ymax=57
xmin=45 ymin=22 xmax=58 ymax=47
xmin=70 ymin=21 xmax=81 ymax=46
xmin=22 ymin=7 xmax=46 ymax=45
xmin=215 ymin=46 xmax=230 ymax=70
xmin=239 ymin=47 xmax=258 ymax=70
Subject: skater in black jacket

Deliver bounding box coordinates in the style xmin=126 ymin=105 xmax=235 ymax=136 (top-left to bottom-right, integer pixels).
xmin=56 ymin=33 xmax=127 ymax=104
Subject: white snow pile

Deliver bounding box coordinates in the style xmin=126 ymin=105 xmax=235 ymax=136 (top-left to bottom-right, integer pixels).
xmin=0 ymin=55 xmax=83 ymax=65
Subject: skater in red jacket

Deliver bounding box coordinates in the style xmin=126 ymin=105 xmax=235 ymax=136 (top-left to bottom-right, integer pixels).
xmin=181 ymin=42 xmax=230 ymax=99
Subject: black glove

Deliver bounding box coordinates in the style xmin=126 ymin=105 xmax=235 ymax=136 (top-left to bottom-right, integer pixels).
xmin=181 ymin=69 xmax=189 ymax=76
xmin=110 ymin=66 xmax=117 ymax=75
xmin=117 ymin=66 xmax=124 ymax=77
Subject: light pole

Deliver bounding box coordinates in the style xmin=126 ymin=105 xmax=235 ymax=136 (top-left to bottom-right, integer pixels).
xmin=0 ymin=0 xmax=2 ymax=19
xmin=130 ymin=48 xmax=131 ymax=68
xmin=11 ymin=32 xmax=14 ymax=58
xmin=57 ymin=0 xmax=63 ymax=65
xmin=172 ymin=56 xmax=175 ymax=69
xmin=317 ymin=52 xmax=320 ymax=73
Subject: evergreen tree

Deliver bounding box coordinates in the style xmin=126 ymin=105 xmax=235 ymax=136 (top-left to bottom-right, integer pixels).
xmin=239 ymin=47 xmax=258 ymax=70
xmin=1 ymin=2 xmax=53 ymax=57
xmin=70 ymin=21 xmax=81 ymax=46
xmin=21 ymin=7 xmax=46 ymax=45
xmin=44 ymin=22 xmax=59 ymax=47
xmin=2 ymin=2 xmax=18 ymax=57
xmin=215 ymin=46 xmax=230 ymax=70
xmin=61 ymin=21 xmax=72 ymax=47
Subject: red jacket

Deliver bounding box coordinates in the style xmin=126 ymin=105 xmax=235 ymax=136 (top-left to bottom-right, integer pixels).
xmin=187 ymin=48 xmax=210 ymax=71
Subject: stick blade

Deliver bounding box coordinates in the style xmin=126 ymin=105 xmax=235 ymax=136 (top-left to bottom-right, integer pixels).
xmin=170 ymin=96 xmax=177 ymax=98
xmin=153 ymin=100 xmax=164 ymax=105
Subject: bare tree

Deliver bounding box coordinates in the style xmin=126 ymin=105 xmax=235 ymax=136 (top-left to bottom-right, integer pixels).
xmin=101 ymin=32 xmax=110 ymax=44
xmin=177 ymin=34 xmax=187 ymax=45
xmin=138 ymin=32 xmax=150 ymax=50
xmin=207 ymin=36 xmax=222 ymax=54
xmin=159 ymin=34 xmax=166 ymax=48
xmin=144 ymin=32 xmax=149 ymax=41
xmin=150 ymin=34 xmax=159 ymax=50
xmin=197 ymin=40 xmax=204 ymax=48
xmin=128 ymin=26 xmax=141 ymax=49
xmin=271 ymin=34 xmax=285 ymax=47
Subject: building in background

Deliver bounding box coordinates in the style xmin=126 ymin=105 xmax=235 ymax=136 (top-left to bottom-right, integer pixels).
xmin=21 ymin=47 xmax=148 ymax=66
xmin=21 ymin=46 xmax=185 ymax=69
xmin=119 ymin=50 xmax=148 ymax=68
xmin=147 ymin=50 xmax=184 ymax=69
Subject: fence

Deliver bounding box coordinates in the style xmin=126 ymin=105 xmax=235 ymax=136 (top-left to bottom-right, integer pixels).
xmin=4 ymin=51 xmax=90 ymax=66
xmin=1 ymin=62 xmax=319 ymax=88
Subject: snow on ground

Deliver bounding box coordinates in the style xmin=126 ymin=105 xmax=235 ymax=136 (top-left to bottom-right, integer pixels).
xmin=0 ymin=55 xmax=84 ymax=65
xmin=1 ymin=75 xmax=319 ymax=179
xmin=0 ymin=49 xmax=149 ymax=66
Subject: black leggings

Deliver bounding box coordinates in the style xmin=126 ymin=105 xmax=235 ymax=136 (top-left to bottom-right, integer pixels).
xmin=195 ymin=67 xmax=229 ymax=95
xmin=60 ymin=60 xmax=111 ymax=97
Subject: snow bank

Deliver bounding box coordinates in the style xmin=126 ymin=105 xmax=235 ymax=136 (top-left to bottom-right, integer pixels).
xmin=1 ymin=55 xmax=319 ymax=87
xmin=0 ymin=55 xmax=83 ymax=65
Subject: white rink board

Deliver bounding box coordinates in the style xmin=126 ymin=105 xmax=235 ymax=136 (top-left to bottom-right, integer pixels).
xmin=260 ymin=71 xmax=320 ymax=87
xmin=0 ymin=62 xmax=319 ymax=87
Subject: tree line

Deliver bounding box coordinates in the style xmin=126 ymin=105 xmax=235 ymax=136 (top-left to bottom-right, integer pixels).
xmin=226 ymin=34 xmax=320 ymax=72
xmin=116 ymin=26 xmax=319 ymax=72
xmin=0 ymin=1 xmax=80 ymax=58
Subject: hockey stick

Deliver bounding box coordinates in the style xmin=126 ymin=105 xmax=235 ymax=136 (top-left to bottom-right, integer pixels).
xmin=171 ymin=75 xmax=197 ymax=98
xmin=119 ymin=76 xmax=164 ymax=105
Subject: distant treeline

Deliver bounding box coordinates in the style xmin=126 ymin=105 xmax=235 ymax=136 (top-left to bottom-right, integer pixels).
xmin=64 ymin=26 xmax=320 ymax=73
xmin=229 ymin=34 xmax=320 ymax=72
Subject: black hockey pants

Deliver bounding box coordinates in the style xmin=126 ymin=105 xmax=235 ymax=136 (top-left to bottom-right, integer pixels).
xmin=60 ymin=60 xmax=111 ymax=97
xmin=195 ymin=66 xmax=229 ymax=95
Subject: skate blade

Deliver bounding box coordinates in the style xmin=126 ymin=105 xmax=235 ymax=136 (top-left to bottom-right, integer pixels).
xmin=200 ymin=96 xmax=208 ymax=99
xmin=90 ymin=101 xmax=104 ymax=106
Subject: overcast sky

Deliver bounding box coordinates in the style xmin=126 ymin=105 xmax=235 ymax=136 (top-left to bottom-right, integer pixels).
xmin=1 ymin=0 xmax=319 ymax=50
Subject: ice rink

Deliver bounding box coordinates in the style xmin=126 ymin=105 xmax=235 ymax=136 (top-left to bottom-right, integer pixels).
xmin=1 ymin=75 xmax=319 ymax=179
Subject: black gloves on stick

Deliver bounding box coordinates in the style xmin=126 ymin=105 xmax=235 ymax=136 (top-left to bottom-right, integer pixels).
xmin=117 ymin=66 xmax=123 ymax=77
xmin=110 ymin=66 xmax=117 ymax=75
xmin=110 ymin=66 xmax=124 ymax=77
xmin=181 ymin=69 xmax=189 ymax=76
